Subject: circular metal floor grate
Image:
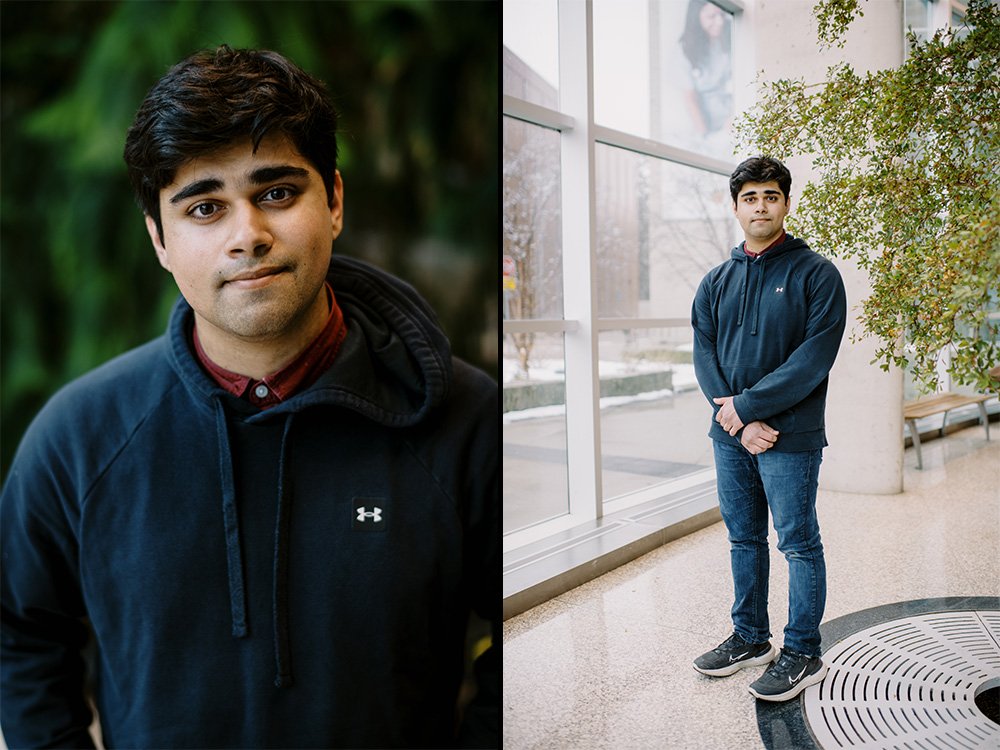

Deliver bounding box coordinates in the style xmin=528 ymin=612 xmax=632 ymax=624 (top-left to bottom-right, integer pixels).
xmin=803 ymin=610 xmax=1000 ymax=749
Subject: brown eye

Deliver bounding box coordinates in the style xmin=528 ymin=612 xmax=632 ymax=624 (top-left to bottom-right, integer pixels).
xmin=189 ymin=203 xmax=219 ymax=218
xmin=261 ymin=186 xmax=297 ymax=203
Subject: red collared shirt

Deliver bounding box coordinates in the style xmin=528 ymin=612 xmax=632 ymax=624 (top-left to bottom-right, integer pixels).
xmin=744 ymin=229 xmax=787 ymax=258
xmin=193 ymin=283 xmax=348 ymax=409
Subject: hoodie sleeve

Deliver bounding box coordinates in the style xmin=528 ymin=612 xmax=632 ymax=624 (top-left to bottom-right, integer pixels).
xmin=731 ymin=260 xmax=847 ymax=425
xmin=1 ymin=418 xmax=96 ymax=749
xmin=691 ymin=272 xmax=733 ymax=408
xmin=453 ymin=363 xmax=499 ymax=749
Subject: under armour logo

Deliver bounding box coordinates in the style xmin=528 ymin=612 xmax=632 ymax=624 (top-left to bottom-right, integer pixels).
xmin=775 ymin=286 xmax=785 ymax=293
xmin=356 ymin=506 xmax=383 ymax=523
xmin=353 ymin=497 xmax=388 ymax=531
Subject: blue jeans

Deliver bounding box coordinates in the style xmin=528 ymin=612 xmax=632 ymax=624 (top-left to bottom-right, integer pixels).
xmin=713 ymin=440 xmax=826 ymax=657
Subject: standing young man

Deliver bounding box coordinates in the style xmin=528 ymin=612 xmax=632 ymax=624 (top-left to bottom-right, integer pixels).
xmin=1 ymin=47 xmax=498 ymax=748
xmin=690 ymin=156 xmax=846 ymax=702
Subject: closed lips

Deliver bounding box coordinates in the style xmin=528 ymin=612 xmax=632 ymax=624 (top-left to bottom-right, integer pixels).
xmin=226 ymin=267 xmax=286 ymax=284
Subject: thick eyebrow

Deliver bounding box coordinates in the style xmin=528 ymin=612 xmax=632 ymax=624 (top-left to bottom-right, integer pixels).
xmin=169 ymin=178 xmax=224 ymax=205
xmin=739 ymin=188 xmax=783 ymax=199
xmin=248 ymin=165 xmax=310 ymax=185
xmin=168 ymin=165 xmax=311 ymax=205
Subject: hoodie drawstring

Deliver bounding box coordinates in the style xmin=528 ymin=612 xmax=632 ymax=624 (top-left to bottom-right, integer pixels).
xmin=737 ymin=260 xmax=750 ymax=328
xmin=215 ymin=399 xmax=247 ymax=638
xmin=214 ymin=399 xmax=297 ymax=688
xmin=215 ymin=399 xmax=248 ymax=639
xmin=750 ymin=260 xmax=765 ymax=336
xmin=272 ymin=414 xmax=295 ymax=688
xmin=736 ymin=256 xmax=766 ymax=336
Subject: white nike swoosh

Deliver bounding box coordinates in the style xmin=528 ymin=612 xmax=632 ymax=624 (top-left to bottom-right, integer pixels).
xmin=788 ymin=665 xmax=808 ymax=685
xmin=729 ymin=651 xmax=750 ymax=662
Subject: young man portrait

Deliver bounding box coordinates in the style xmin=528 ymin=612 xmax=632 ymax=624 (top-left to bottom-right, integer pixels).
xmin=690 ymin=156 xmax=847 ymax=702
xmin=1 ymin=46 xmax=498 ymax=748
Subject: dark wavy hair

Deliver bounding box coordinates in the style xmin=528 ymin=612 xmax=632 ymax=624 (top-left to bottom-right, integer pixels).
xmin=123 ymin=46 xmax=339 ymax=242
xmin=729 ymin=156 xmax=792 ymax=203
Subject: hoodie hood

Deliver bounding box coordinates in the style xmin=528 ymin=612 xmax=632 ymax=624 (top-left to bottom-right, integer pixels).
xmin=729 ymin=235 xmax=809 ymax=336
xmin=162 ymin=254 xmax=454 ymax=687
xmin=165 ymin=254 xmax=453 ymax=426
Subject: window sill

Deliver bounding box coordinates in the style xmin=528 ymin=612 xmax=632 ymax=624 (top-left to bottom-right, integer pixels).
xmin=502 ymin=479 xmax=721 ymax=620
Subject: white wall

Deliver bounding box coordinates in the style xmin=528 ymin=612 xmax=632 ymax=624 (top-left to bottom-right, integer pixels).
xmin=739 ymin=0 xmax=906 ymax=494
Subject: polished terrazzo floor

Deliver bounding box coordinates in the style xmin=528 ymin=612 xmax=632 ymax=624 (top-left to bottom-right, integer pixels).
xmin=503 ymin=428 xmax=1000 ymax=749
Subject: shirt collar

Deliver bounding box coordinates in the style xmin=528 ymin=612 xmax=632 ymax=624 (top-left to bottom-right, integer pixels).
xmin=744 ymin=229 xmax=787 ymax=258
xmin=193 ymin=282 xmax=348 ymax=409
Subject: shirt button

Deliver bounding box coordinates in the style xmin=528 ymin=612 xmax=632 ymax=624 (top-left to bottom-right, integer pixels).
xmin=254 ymin=384 xmax=269 ymax=399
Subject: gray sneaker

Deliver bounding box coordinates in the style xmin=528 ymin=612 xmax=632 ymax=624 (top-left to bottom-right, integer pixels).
xmin=748 ymin=648 xmax=827 ymax=701
xmin=693 ymin=633 xmax=778 ymax=677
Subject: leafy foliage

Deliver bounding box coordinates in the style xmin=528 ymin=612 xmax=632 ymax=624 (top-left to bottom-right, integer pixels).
xmin=814 ymin=0 xmax=865 ymax=48
xmin=734 ymin=0 xmax=1000 ymax=394
xmin=0 ymin=1 xmax=498 ymax=475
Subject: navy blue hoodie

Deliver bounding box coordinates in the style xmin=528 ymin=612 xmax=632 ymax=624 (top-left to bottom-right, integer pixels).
xmin=691 ymin=235 xmax=847 ymax=451
xmin=1 ymin=256 xmax=498 ymax=748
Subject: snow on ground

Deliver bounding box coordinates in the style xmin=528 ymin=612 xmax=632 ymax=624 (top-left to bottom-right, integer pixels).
xmin=502 ymin=361 xmax=700 ymax=424
xmin=503 ymin=358 xmax=694 ymax=384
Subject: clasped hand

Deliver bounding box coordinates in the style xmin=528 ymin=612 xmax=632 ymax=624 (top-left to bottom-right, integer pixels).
xmin=713 ymin=396 xmax=779 ymax=455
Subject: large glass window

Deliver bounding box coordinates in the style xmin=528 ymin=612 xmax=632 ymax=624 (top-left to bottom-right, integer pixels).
xmin=502 ymin=313 xmax=571 ymax=534
xmin=503 ymin=0 xmax=741 ymax=550
xmin=501 ymin=25 xmax=568 ymax=534
xmin=595 ymin=147 xmax=735 ymax=501
xmin=594 ymin=146 xmax=736 ymax=319
xmin=502 ymin=118 xmax=563 ymax=322
xmin=593 ymin=0 xmax=735 ymax=160
xmin=903 ymin=0 xmax=933 ymax=47
xmin=597 ymin=327 xmax=714 ymax=501
xmin=502 ymin=0 xmax=559 ymax=109
xmin=502 ymin=333 xmax=569 ymax=534
xmin=950 ymin=1 xmax=970 ymax=41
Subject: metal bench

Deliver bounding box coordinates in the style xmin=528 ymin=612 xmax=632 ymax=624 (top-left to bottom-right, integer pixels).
xmin=903 ymin=392 xmax=994 ymax=469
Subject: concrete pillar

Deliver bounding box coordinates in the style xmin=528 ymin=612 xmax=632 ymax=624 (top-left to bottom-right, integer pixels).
xmin=740 ymin=0 xmax=905 ymax=493
xmin=824 ymin=257 xmax=905 ymax=494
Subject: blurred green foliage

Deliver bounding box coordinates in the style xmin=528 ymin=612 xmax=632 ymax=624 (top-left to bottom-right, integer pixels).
xmin=1 ymin=0 xmax=499 ymax=475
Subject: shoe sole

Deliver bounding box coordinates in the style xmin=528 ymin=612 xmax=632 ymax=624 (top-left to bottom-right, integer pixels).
xmin=693 ymin=644 xmax=778 ymax=677
xmin=748 ymin=662 xmax=828 ymax=701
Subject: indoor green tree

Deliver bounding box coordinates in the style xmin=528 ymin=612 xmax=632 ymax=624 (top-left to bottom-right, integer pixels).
xmin=734 ymin=0 xmax=999 ymax=393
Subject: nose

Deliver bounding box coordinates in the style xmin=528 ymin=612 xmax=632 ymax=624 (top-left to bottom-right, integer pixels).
xmin=227 ymin=201 xmax=273 ymax=256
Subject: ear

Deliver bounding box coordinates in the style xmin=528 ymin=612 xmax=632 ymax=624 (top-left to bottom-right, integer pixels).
xmin=145 ymin=215 xmax=171 ymax=271
xmin=329 ymin=170 xmax=345 ymax=241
